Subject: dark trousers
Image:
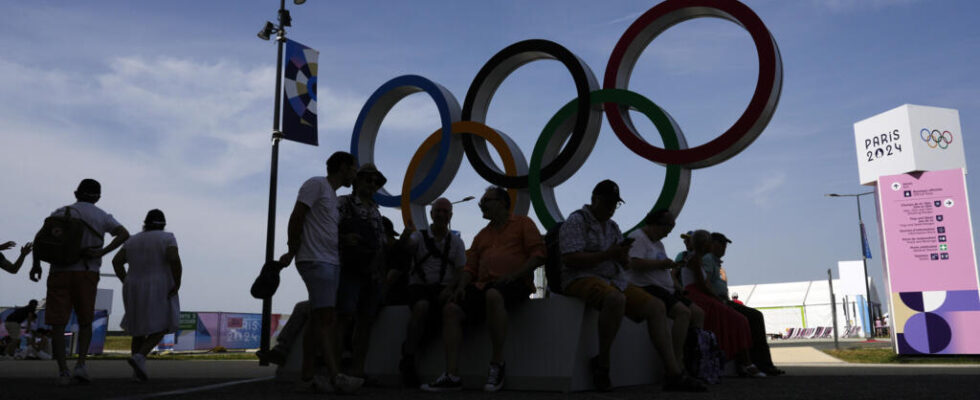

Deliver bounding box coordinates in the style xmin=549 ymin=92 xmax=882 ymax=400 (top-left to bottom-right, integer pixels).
xmin=728 ymin=301 xmax=774 ymax=369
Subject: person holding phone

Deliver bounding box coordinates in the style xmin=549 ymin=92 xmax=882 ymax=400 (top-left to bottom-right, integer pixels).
xmin=560 ymin=180 xmax=705 ymax=393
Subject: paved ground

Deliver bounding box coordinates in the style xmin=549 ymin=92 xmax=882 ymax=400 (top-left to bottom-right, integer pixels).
xmin=1 ymin=342 xmax=976 ymax=400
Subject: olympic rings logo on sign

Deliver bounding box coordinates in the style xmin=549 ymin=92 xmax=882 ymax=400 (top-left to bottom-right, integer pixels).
xmin=920 ymin=128 xmax=953 ymax=150
xmin=349 ymin=0 xmax=783 ymax=232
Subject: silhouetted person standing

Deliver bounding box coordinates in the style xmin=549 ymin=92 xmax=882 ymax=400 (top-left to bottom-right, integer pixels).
xmin=30 ymin=178 xmax=130 ymax=385
xmin=112 ymin=209 xmax=182 ymax=382
xmin=282 ymin=152 xmax=363 ymax=394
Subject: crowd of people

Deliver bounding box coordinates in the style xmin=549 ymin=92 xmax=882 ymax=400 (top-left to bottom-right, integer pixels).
xmin=253 ymin=151 xmax=783 ymax=394
xmin=1 ymin=153 xmax=784 ymax=393
xmin=2 ymin=179 xmax=183 ymax=384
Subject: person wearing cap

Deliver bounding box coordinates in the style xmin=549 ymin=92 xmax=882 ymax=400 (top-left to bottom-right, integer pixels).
xmin=422 ymin=186 xmax=545 ymax=393
xmin=678 ymin=230 xmax=762 ymax=377
xmin=281 ymin=151 xmax=362 ymax=393
xmin=396 ymin=197 xmax=466 ymax=388
xmin=111 ymin=209 xmax=182 ymax=382
xmin=626 ymin=209 xmax=705 ymax=371
xmin=3 ymin=299 xmax=38 ymax=357
xmin=560 ymin=180 xmax=705 ymax=392
xmin=336 ymin=162 xmax=389 ymax=382
xmin=1 ymin=240 xmax=33 ymax=274
xmin=708 ymin=232 xmax=785 ymax=376
xmin=29 ymin=178 xmax=130 ymax=385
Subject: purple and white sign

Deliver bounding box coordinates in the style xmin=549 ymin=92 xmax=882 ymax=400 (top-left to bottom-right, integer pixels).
xmin=877 ymin=168 xmax=980 ymax=354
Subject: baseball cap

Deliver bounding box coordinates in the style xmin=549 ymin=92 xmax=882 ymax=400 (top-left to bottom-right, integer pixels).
xmin=711 ymin=232 xmax=733 ymax=244
xmin=76 ymin=178 xmax=101 ymax=196
xmin=144 ymin=209 xmax=166 ymax=225
xmin=592 ymin=179 xmax=624 ymax=203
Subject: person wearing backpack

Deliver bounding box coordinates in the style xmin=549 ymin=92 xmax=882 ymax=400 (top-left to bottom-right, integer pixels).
xmin=559 ymin=180 xmax=704 ymax=393
xmin=421 ymin=186 xmax=545 ymax=393
xmin=397 ymin=197 xmax=466 ymax=388
xmin=29 ymin=178 xmax=130 ymax=385
xmin=336 ymin=163 xmax=388 ymax=384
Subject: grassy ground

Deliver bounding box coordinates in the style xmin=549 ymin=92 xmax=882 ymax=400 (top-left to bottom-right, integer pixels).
xmin=825 ymin=347 xmax=980 ymax=364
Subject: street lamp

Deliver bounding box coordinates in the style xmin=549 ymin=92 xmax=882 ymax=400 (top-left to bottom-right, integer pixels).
xmin=826 ymin=191 xmax=877 ymax=340
xmin=452 ymin=196 xmax=475 ymax=205
xmin=258 ymin=0 xmax=305 ymax=366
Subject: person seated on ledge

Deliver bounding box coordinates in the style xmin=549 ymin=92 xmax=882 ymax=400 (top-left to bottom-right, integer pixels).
xmin=397 ymin=198 xmax=467 ymax=388
xmin=421 ymin=186 xmax=545 ymax=393
xmin=559 ymin=180 xmax=705 ymax=393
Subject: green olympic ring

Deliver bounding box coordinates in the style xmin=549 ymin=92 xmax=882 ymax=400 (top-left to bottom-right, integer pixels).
xmin=529 ymin=88 xmax=690 ymax=233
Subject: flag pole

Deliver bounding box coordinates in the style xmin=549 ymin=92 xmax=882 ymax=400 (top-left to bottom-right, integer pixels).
xmin=261 ymin=0 xmax=288 ymax=366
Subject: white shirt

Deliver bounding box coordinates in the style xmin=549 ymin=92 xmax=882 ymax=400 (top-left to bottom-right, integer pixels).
xmin=122 ymin=230 xmax=178 ymax=279
xmin=50 ymin=202 xmax=122 ymax=272
xmin=626 ymin=230 xmax=675 ymax=293
xmin=295 ymin=177 xmax=340 ymax=264
xmin=407 ymin=229 xmax=466 ymax=286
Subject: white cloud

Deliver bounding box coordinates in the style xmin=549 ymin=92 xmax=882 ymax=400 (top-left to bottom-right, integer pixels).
xmin=748 ymin=172 xmax=787 ymax=206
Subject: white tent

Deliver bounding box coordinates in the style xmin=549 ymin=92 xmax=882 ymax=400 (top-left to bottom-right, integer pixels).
xmin=729 ymin=278 xmax=882 ymax=337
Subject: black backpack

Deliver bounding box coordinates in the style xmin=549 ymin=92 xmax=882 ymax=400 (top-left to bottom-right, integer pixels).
xmin=544 ymin=210 xmax=583 ymax=295
xmin=33 ymin=207 xmax=98 ymax=267
xmin=412 ymin=229 xmax=453 ymax=284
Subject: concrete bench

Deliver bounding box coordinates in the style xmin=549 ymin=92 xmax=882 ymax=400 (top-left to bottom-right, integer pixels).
xmin=278 ymin=294 xmax=673 ymax=392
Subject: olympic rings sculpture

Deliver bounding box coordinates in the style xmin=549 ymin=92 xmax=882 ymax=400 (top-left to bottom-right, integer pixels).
xmin=349 ymin=0 xmax=783 ymax=231
xmin=920 ymin=128 xmax=953 ymax=150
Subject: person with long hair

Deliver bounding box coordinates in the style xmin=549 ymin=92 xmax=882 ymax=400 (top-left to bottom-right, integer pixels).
xmin=112 ymin=209 xmax=181 ymax=382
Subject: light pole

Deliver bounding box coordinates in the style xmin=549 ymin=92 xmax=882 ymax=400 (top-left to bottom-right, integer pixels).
xmin=451 ymin=196 xmax=475 ymax=205
xmin=257 ymin=0 xmax=305 ymax=366
xmin=826 ymin=191 xmax=876 ymax=340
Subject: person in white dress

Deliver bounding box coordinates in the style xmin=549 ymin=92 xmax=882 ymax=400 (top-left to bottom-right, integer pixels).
xmin=111 ymin=209 xmax=182 ymax=382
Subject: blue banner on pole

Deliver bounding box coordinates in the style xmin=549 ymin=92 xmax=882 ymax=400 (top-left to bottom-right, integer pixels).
xmin=860 ymin=222 xmax=872 ymax=259
xmin=282 ymin=39 xmax=319 ymax=146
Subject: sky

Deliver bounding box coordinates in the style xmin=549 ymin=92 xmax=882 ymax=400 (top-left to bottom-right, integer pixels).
xmin=1 ymin=0 xmax=979 ymax=331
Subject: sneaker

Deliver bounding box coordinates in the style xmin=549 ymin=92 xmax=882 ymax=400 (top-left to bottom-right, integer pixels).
xmin=294 ymin=374 xmax=334 ymax=393
xmin=128 ymin=354 xmax=148 ymax=382
xmin=663 ymin=374 xmax=708 ymax=392
xmin=484 ymin=362 xmax=505 ymax=392
xmin=72 ymin=363 xmax=91 ymax=384
xmin=421 ymin=372 xmax=462 ymax=392
xmin=57 ymin=369 xmax=72 ymax=386
xmin=331 ymin=373 xmax=364 ymax=394
xmin=736 ymin=364 xmax=767 ymax=379
xmin=590 ymin=356 xmax=612 ymax=392
xmin=399 ymin=355 xmax=420 ymax=388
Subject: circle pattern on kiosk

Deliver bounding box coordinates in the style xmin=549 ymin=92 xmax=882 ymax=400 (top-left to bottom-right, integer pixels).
xmin=920 ymin=128 xmax=953 ymax=149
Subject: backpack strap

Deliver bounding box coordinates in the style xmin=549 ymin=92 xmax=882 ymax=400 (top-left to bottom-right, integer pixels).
xmin=65 ymin=206 xmax=101 ymax=271
xmin=413 ymin=229 xmax=454 ymax=284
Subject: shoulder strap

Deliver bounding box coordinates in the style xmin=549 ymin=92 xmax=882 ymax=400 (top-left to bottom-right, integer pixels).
xmin=437 ymin=233 xmax=453 ymax=284
xmin=66 ymin=206 xmax=100 ymax=236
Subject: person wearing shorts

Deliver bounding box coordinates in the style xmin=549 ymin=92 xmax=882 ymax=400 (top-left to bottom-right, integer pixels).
xmin=282 ymin=151 xmax=363 ymax=394
xmin=397 ymin=197 xmax=466 ymax=387
xmin=4 ymin=299 xmax=37 ymax=357
xmin=421 ymin=186 xmax=545 ymax=393
xmin=560 ymin=180 xmax=704 ymax=393
xmin=626 ymin=210 xmax=705 ymax=374
xmin=30 ymin=179 xmax=130 ymax=385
